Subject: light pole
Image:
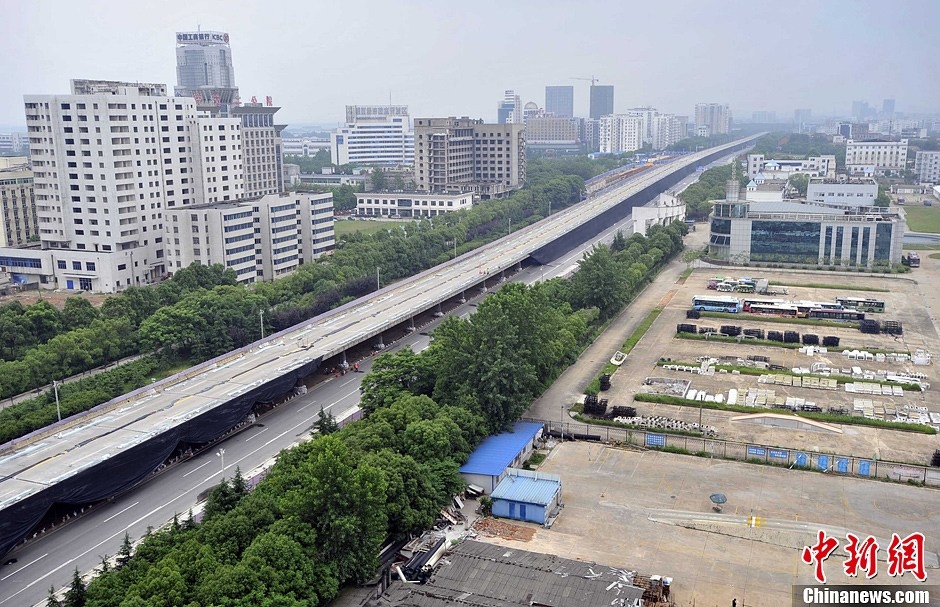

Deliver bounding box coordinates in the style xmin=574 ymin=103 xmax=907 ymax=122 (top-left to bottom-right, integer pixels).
xmin=508 ymin=217 xmax=512 ymax=235
xmin=560 ymin=404 xmax=565 ymax=441
xmin=216 ymin=448 xmax=225 ymax=479
xmin=376 ymin=266 xmax=381 ymax=290
xmin=259 ymin=310 xmax=265 ymax=340
xmin=53 ymin=380 xmax=62 ymax=422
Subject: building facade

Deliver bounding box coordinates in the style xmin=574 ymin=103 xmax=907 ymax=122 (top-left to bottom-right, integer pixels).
xmin=281 ymin=137 xmax=330 ymax=157
xmin=174 ymin=30 xmax=239 ymax=111
xmin=355 ymin=191 xmax=474 ymax=218
xmin=0 ymin=133 xmax=27 ymax=155
xmin=330 ymin=105 xmax=414 ymax=166
xmin=589 ymin=85 xmax=614 ymax=120
xmin=544 ymin=86 xmax=574 ymax=118
xmin=413 ymin=117 xmax=526 ymax=198
xmin=746 ymin=154 xmax=836 ymax=179
xmin=165 ymin=191 xmax=333 ymax=284
xmin=695 ymin=103 xmax=731 ymax=136
xmin=598 ymin=114 xmax=642 ymax=154
xmin=497 ymin=90 xmax=522 ymax=125
xmin=915 ymin=151 xmax=940 ymax=184
xmin=524 ymin=117 xmax=580 ymax=147
xmin=845 ymin=139 xmax=908 ymax=175
xmin=231 ymin=105 xmax=284 ymax=197
xmin=0 ymin=158 xmax=37 ymax=248
xmin=708 ymin=199 xmax=903 ymax=267
xmin=806 ymin=177 xmax=878 ymax=208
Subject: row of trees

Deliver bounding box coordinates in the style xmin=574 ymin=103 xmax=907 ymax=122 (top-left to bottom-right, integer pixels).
xmin=55 ymin=217 xmax=690 ymax=605
xmin=679 ymin=164 xmax=750 ymax=220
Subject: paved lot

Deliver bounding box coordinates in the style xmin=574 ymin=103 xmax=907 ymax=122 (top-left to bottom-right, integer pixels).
xmin=478 ymin=441 xmax=940 ymax=607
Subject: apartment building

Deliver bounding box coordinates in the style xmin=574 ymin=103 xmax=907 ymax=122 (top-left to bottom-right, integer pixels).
xmin=231 ymin=104 xmax=284 ymax=197
xmin=694 ymin=103 xmax=731 ymax=135
xmin=598 ymin=115 xmax=643 ymax=154
xmin=413 ymin=117 xmax=525 ymax=199
xmin=845 ymin=139 xmax=908 ymax=175
xmin=525 ymin=117 xmax=580 ymax=146
xmin=915 ymin=151 xmax=940 ymax=184
xmin=0 ymin=157 xmax=37 ymax=248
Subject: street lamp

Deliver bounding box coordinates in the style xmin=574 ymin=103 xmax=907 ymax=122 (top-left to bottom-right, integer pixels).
xmin=216 ymin=448 xmax=225 ymax=479
xmin=259 ymin=310 xmax=265 ymax=340
xmin=560 ymin=403 xmax=565 ymax=441
xmin=508 ymin=217 xmax=512 ymax=234
xmin=376 ymin=266 xmax=381 ymax=291
xmin=53 ymin=380 xmax=62 ymax=422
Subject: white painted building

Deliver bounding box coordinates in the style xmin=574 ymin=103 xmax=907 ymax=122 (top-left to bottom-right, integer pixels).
xmin=806 ymin=177 xmax=878 ymax=208
xmin=746 ymin=154 xmax=836 ymax=179
xmin=914 ymin=151 xmax=940 ymax=184
xmin=845 ymin=139 xmax=908 ymax=175
xmin=282 ymin=137 xmax=330 ymax=157
xmin=166 ymin=191 xmax=334 ymax=284
xmin=695 ymin=103 xmax=731 ymax=135
xmin=631 ymin=193 xmax=685 ymax=234
xmin=355 ymin=191 xmax=474 ymax=218
xmin=330 ymin=105 xmax=414 ymax=166
xmin=0 ymin=158 xmax=37 ymax=248
xmin=598 ymin=115 xmax=643 ymax=154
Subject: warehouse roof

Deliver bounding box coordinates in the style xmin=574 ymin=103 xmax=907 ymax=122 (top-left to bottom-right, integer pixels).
xmin=491 ymin=468 xmax=561 ymax=505
xmin=459 ymin=422 xmax=543 ymax=477
xmin=383 ymin=540 xmax=644 ymax=607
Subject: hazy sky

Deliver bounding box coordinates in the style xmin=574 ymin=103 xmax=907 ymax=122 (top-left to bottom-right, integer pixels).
xmin=2 ymin=0 xmax=938 ymax=129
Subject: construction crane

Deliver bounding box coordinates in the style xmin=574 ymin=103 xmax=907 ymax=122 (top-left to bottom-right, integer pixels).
xmin=570 ymin=76 xmax=599 ymax=86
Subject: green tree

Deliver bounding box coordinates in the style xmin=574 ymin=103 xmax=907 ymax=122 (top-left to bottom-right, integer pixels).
xmin=369 ymin=167 xmax=387 ymax=190
xmin=46 ymin=586 xmax=62 ymax=607
xmin=788 ymin=173 xmax=809 ymax=197
xmin=63 ymin=568 xmax=85 ymax=607
xmin=61 ymin=298 xmax=100 ymax=331
xmin=316 ymin=405 xmax=338 ymax=435
xmin=569 ymin=244 xmax=627 ymax=319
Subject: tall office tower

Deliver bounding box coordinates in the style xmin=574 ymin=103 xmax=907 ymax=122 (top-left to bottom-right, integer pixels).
xmin=331 ymin=105 xmax=414 ymax=166
xmin=0 ymin=157 xmax=37 ymax=247
xmin=882 ymin=99 xmax=896 ymax=118
xmin=14 ymin=79 xmax=244 ymax=292
xmin=589 ymin=85 xmax=614 ymax=120
xmin=694 ymin=103 xmax=731 ymax=135
xmin=174 ymin=30 xmax=239 ymax=112
xmin=851 ymin=100 xmax=870 ymax=120
xmin=413 ymin=117 xmax=525 ymax=199
xmin=545 ymin=85 xmax=574 ymax=118
xmin=794 ymin=108 xmax=812 ymax=125
xmin=497 ymin=90 xmax=522 ymax=124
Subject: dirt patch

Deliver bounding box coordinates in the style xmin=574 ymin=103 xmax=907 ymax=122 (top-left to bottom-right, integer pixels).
xmin=0 ymin=290 xmax=108 ymax=309
xmin=472 ymin=517 xmax=536 ymax=542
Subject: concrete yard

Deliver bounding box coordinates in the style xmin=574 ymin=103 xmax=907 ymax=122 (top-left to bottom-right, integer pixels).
xmin=477 ymin=441 xmax=940 ymax=607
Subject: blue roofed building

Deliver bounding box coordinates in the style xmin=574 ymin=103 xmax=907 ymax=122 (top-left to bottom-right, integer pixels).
xmin=491 ymin=468 xmax=563 ymax=527
xmin=459 ymin=421 xmax=544 ymax=493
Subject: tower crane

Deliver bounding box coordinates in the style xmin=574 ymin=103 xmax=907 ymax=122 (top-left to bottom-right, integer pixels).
xmin=570 ymin=76 xmax=599 ymax=86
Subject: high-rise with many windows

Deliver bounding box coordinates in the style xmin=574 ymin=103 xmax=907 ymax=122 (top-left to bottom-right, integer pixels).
xmin=545 ymin=86 xmax=574 ymax=118
xmin=0 ymin=157 xmax=37 ymax=248
xmin=694 ymin=103 xmax=731 ymax=136
xmin=330 ymin=105 xmax=414 ymax=166
xmin=175 ymin=30 xmax=239 ymax=112
xmin=589 ymin=85 xmax=614 ymax=120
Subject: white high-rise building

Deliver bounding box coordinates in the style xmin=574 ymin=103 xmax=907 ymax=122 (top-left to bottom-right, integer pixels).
xmin=695 ymin=103 xmax=731 ymax=135
xmin=651 ymin=114 xmax=685 ymax=150
xmin=915 ymin=151 xmax=940 ymax=184
xmin=845 ymin=139 xmax=908 ymax=175
xmin=626 ymin=107 xmax=657 ymax=145
xmin=174 ymin=30 xmax=239 ymax=111
xmin=598 ymin=115 xmax=643 ymax=154
xmin=330 ymin=105 xmax=414 ymax=166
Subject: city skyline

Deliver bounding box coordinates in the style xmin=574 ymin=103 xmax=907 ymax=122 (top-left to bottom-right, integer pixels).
xmin=1 ymin=0 xmax=939 ymax=129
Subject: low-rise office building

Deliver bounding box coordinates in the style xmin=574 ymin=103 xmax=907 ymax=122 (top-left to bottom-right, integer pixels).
xmin=806 ymin=177 xmax=878 ymax=208
xmin=845 ymin=139 xmax=908 ymax=175
xmin=0 ymin=157 xmax=37 ymax=248
xmin=355 ymin=191 xmax=473 ymax=218
xmin=708 ymin=196 xmax=903 ymax=267
xmin=915 ymin=151 xmax=940 ymax=184
xmin=746 ymin=154 xmax=836 ymax=179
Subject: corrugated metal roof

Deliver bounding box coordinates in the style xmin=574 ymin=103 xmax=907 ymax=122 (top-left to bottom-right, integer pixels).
xmin=459 ymin=422 xmax=543 ymax=477
xmin=491 ymin=472 xmax=560 ymax=506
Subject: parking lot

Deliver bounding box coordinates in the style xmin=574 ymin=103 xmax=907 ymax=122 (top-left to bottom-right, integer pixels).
xmin=599 ymin=268 xmax=940 ymax=465
xmin=477 ymin=441 xmax=940 ymax=607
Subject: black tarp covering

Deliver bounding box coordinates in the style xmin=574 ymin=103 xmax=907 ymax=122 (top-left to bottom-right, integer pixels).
xmin=531 ymin=143 xmax=752 ymax=265
xmin=0 ymin=356 xmax=321 ymax=559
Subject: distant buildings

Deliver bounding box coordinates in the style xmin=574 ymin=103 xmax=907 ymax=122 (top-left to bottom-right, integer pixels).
xmin=598 ymin=115 xmax=643 ymax=154
xmin=0 ymin=133 xmax=27 ymax=155
xmin=282 ymin=137 xmax=330 ymax=157
xmin=915 ymin=151 xmax=940 ymax=184
xmin=525 ymin=116 xmax=580 ymax=150
xmin=746 ymin=154 xmax=836 ymax=180
xmin=845 ymin=139 xmax=908 ymax=175
xmin=498 ymin=90 xmax=522 ymax=124
xmin=794 ymin=109 xmax=812 ymax=126
xmin=589 ymin=85 xmax=614 ymax=120
xmin=330 ymin=105 xmax=414 ymax=166
xmin=413 ymin=117 xmax=525 ymax=199
xmin=694 ymin=103 xmax=731 ymax=136
xmin=174 ymin=30 xmax=239 ymax=112
xmin=0 ymin=157 xmax=37 ymax=248
xmin=544 ymin=86 xmax=574 ymax=118
xmin=751 ymin=111 xmax=776 ymax=123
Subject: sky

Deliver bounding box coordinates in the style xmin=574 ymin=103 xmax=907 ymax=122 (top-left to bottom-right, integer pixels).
xmin=2 ymin=0 xmax=939 ymax=130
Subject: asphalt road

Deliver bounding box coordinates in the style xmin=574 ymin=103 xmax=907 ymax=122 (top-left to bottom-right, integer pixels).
xmin=0 ymin=153 xmax=738 ymax=607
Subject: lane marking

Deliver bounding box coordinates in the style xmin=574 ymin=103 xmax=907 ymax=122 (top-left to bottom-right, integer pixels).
xmin=0 ymin=553 xmax=48 ymax=582
xmin=243 ymin=427 xmax=268 ymax=442
xmin=182 ymin=460 xmax=212 ymax=478
xmin=102 ymin=501 xmax=139 ymax=524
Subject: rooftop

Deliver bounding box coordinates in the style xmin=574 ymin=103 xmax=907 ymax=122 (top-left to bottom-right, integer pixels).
xmin=491 ymin=468 xmax=561 ymax=505
xmin=459 ymin=422 xmax=543 ymax=477
xmin=381 ymin=540 xmax=645 ymax=607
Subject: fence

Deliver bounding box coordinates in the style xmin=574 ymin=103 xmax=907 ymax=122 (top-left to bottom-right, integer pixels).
xmin=525 ymin=417 xmax=940 ymax=487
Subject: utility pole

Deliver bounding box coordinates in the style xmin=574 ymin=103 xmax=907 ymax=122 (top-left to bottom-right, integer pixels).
xmin=53 ymin=380 xmax=61 ymax=422
xmin=376 ymin=266 xmax=381 ymax=290
xmin=259 ymin=310 xmax=265 ymax=340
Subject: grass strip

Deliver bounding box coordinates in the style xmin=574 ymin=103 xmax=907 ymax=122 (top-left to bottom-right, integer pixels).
xmin=585 ymin=307 xmax=663 ymax=395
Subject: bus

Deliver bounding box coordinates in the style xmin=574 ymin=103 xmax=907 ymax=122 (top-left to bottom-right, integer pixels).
xmin=691 ymin=295 xmax=741 ymax=313
xmin=749 ymin=303 xmax=799 ymax=317
xmin=741 ymin=298 xmax=784 ymax=312
xmin=794 ymin=300 xmax=842 ymax=317
xmin=706 ymin=277 xmax=726 ymax=290
xmin=807 ymin=308 xmax=866 ymax=321
xmin=908 ymin=252 xmax=921 ymax=268
xmin=834 ymin=297 xmax=886 ymax=313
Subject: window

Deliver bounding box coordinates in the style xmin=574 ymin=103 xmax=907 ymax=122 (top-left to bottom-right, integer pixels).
xmin=72 ymin=261 xmax=81 ymax=270
xmin=86 ymin=262 xmax=96 ymax=271
xmin=57 ymin=260 xmax=66 ymax=269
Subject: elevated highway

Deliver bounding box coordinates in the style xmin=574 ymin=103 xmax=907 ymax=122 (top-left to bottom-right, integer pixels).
xmin=0 ymin=134 xmax=760 ymax=558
